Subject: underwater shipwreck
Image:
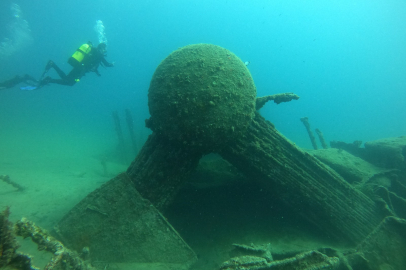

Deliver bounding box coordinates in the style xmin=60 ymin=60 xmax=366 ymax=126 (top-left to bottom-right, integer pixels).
xmin=1 ymin=44 xmax=406 ymax=270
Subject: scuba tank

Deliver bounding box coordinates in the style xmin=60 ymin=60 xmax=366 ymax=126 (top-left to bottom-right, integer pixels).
xmin=68 ymin=42 xmax=92 ymax=68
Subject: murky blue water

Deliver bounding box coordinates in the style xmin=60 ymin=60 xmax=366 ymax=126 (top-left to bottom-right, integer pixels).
xmin=1 ymin=0 xmax=405 ymax=151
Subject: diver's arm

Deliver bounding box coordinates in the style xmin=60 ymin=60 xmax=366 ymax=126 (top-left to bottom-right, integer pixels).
xmin=101 ymin=57 xmax=114 ymax=67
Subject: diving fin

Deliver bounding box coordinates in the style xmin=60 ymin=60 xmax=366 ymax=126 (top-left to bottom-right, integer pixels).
xmin=20 ymin=85 xmax=38 ymax=91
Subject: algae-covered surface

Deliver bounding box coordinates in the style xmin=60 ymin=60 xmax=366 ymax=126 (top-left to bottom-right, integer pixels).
xmin=0 ymin=153 xmax=336 ymax=270
xmin=148 ymin=44 xmax=256 ymax=153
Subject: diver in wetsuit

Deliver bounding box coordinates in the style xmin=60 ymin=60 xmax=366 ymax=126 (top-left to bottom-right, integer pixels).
xmin=0 ymin=74 xmax=38 ymax=90
xmin=40 ymin=42 xmax=114 ymax=87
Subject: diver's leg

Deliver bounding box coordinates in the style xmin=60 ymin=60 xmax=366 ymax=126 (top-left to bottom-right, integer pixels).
xmin=39 ymin=66 xmax=81 ymax=87
xmin=48 ymin=78 xmax=76 ymax=86
xmin=22 ymin=74 xmax=38 ymax=85
xmin=0 ymin=75 xmax=23 ymax=89
xmin=49 ymin=61 xmax=68 ymax=79
xmin=39 ymin=61 xmax=73 ymax=87
xmin=64 ymin=67 xmax=84 ymax=85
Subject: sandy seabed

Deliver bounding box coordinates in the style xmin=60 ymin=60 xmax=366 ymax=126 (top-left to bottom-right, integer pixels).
xmin=0 ymin=130 xmax=129 ymax=266
xmin=0 ymin=131 xmax=332 ymax=270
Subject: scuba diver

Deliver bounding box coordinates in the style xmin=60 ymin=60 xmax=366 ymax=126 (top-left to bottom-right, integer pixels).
xmin=0 ymin=74 xmax=38 ymax=90
xmin=39 ymin=42 xmax=114 ymax=87
xmin=0 ymin=42 xmax=114 ymax=90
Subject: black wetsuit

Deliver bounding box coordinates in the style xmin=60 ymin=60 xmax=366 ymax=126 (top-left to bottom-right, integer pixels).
xmin=0 ymin=74 xmax=38 ymax=90
xmin=44 ymin=46 xmax=113 ymax=86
